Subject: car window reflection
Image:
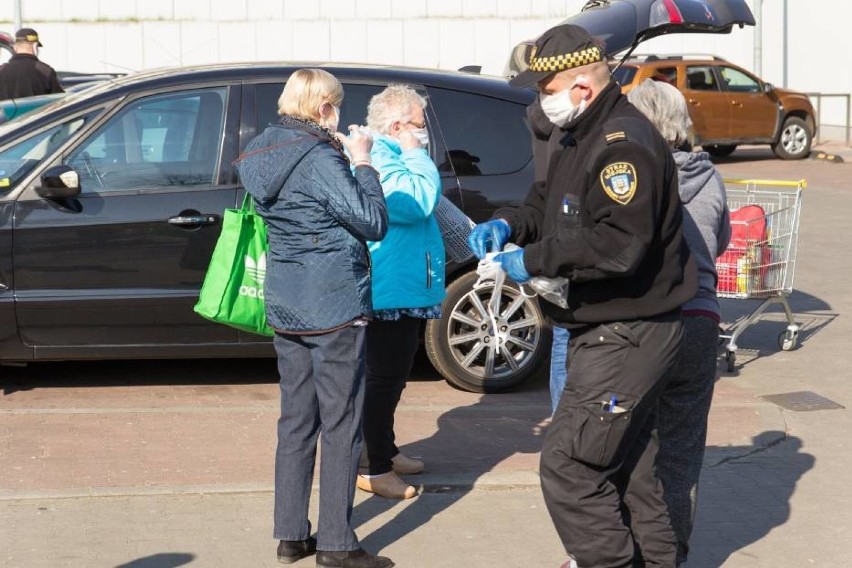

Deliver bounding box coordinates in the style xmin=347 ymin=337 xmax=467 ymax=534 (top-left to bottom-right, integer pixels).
xmin=65 ymin=88 xmax=227 ymax=193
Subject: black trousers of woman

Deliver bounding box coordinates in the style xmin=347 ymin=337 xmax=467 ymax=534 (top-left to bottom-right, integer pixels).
xmin=362 ymin=317 xmax=421 ymax=476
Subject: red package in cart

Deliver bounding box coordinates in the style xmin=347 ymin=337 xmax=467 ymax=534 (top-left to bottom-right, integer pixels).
xmin=716 ymin=204 xmax=769 ymax=294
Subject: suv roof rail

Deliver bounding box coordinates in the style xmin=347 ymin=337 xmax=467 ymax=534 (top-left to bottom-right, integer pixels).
xmin=628 ymin=54 xmax=728 ymax=62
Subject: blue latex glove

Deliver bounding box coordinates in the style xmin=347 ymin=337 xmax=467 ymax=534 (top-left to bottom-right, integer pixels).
xmin=468 ymin=219 xmax=511 ymax=259
xmin=495 ymin=248 xmax=531 ymax=284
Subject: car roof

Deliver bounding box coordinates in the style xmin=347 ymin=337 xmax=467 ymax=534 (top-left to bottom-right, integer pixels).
xmin=92 ymin=61 xmax=531 ymax=101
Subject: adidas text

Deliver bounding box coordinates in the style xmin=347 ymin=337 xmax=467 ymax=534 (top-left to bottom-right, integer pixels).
xmin=239 ymin=285 xmax=264 ymax=300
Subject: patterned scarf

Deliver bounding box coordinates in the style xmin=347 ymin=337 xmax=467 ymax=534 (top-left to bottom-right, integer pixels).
xmin=278 ymin=115 xmax=347 ymax=160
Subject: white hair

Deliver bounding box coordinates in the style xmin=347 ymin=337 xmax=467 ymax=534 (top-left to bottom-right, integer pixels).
xmin=366 ymin=84 xmax=427 ymax=135
xmin=627 ymin=78 xmax=693 ymax=147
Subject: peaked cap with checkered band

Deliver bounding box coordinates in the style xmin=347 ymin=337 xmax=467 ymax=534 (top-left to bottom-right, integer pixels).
xmin=509 ymin=24 xmax=604 ymax=88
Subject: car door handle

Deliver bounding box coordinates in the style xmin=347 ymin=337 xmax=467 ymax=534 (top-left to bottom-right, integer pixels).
xmin=688 ymin=99 xmax=700 ymax=105
xmin=731 ymin=101 xmax=743 ymax=107
xmin=168 ymin=214 xmax=219 ymax=226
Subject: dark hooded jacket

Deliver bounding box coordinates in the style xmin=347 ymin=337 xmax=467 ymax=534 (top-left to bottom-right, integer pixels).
xmin=237 ymin=119 xmax=387 ymax=333
xmin=674 ymin=150 xmax=731 ymax=317
xmin=497 ymin=81 xmax=696 ymax=327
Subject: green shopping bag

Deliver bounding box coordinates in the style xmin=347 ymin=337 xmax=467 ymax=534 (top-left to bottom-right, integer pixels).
xmin=194 ymin=195 xmax=274 ymax=336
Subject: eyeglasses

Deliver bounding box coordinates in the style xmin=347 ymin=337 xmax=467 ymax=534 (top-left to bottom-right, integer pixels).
xmin=404 ymin=119 xmax=426 ymax=129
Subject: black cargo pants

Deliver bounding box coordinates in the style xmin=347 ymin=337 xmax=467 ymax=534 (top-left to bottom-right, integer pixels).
xmin=540 ymin=310 xmax=682 ymax=568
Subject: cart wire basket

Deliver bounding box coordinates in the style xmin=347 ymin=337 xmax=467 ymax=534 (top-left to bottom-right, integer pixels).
xmin=716 ymin=178 xmax=805 ymax=371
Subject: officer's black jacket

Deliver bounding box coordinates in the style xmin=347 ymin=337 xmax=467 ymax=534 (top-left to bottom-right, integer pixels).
xmin=0 ymin=53 xmax=64 ymax=99
xmin=497 ymin=80 xmax=697 ymax=328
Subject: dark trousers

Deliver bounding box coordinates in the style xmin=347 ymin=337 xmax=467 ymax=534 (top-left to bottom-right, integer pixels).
xmin=362 ymin=317 xmax=421 ymax=475
xmin=656 ymin=315 xmax=719 ymax=564
xmin=272 ymin=326 xmax=365 ymax=551
xmin=540 ymin=312 xmax=682 ymax=568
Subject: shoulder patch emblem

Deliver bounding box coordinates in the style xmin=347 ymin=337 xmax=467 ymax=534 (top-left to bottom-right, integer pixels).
xmin=600 ymin=162 xmax=637 ymax=205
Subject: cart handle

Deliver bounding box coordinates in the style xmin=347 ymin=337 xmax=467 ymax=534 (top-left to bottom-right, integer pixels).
xmin=723 ymin=178 xmax=807 ymax=189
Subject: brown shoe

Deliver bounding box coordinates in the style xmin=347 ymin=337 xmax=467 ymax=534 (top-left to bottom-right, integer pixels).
xmin=356 ymin=472 xmax=417 ymax=499
xmin=391 ymin=452 xmax=424 ymax=475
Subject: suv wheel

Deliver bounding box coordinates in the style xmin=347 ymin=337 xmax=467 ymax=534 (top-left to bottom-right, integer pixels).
xmin=772 ymin=116 xmax=812 ymax=160
xmin=424 ymin=270 xmax=551 ymax=393
xmin=702 ymin=144 xmax=737 ymax=158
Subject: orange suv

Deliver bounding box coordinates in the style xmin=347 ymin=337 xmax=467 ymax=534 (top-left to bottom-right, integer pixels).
xmin=612 ymin=55 xmax=816 ymax=159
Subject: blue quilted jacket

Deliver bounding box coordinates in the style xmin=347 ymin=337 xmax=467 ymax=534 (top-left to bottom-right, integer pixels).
xmin=237 ymin=121 xmax=387 ymax=333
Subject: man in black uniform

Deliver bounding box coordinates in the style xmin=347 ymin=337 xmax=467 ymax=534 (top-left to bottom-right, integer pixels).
xmin=0 ymin=28 xmax=63 ymax=99
xmin=469 ymin=24 xmax=696 ymax=567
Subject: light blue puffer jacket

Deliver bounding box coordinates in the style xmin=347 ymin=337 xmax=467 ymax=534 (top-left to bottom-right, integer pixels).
xmin=367 ymin=134 xmax=446 ymax=310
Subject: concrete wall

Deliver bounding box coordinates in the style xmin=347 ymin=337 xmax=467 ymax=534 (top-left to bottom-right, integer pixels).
xmin=1 ymin=0 xmax=849 ymax=129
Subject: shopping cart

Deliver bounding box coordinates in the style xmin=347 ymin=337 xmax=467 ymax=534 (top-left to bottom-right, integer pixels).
xmin=716 ymin=178 xmax=805 ymax=372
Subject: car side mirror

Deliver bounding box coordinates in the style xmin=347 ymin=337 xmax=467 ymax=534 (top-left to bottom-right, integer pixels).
xmin=36 ymin=165 xmax=81 ymax=198
xmin=763 ymin=82 xmax=774 ymax=93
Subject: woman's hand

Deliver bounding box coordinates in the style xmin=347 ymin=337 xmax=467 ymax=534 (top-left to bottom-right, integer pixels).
xmin=336 ymin=125 xmax=373 ymax=164
xmin=397 ymin=129 xmax=421 ymax=151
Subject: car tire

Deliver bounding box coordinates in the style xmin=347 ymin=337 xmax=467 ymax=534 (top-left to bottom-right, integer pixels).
xmin=424 ymin=269 xmax=551 ymax=393
xmin=772 ymin=116 xmax=812 ymax=160
xmin=702 ymin=144 xmax=737 ymax=158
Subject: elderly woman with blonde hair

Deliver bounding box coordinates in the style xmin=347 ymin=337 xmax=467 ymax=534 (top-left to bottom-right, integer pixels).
xmin=628 ymin=78 xmax=731 ymax=566
xmin=354 ymin=84 xmax=445 ymax=501
xmin=238 ymin=68 xmax=393 ymax=568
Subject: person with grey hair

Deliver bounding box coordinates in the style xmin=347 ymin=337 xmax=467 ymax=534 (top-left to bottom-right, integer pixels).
xmin=355 ymin=84 xmax=445 ymax=500
xmin=628 ymin=77 xmax=731 ymax=565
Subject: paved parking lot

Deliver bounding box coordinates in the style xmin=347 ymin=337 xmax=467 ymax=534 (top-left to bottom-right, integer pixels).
xmin=2 ymin=143 xmax=851 ymax=567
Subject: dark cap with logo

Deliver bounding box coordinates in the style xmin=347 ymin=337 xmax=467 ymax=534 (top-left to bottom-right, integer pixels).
xmin=509 ymin=24 xmax=604 ymax=88
xmin=15 ymin=28 xmax=43 ymax=47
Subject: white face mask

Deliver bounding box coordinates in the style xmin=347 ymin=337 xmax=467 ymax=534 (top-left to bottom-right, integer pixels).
xmin=410 ymin=127 xmax=429 ymax=147
xmin=540 ymin=87 xmax=586 ymax=127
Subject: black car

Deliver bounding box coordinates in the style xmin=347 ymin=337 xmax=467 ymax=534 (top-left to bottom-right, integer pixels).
xmin=0 ymin=63 xmax=547 ymax=392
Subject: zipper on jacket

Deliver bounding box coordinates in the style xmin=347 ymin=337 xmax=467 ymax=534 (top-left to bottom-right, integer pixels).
xmin=426 ymin=251 xmax=432 ymax=289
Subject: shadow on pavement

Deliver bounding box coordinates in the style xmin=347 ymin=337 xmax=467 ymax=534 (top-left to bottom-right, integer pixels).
xmin=688 ymin=431 xmax=815 ymax=567
xmin=114 ymin=553 xmax=195 ymax=568
xmin=351 ymin=381 xmax=551 ymax=555
xmin=709 ymin=147 xmax=780 ymax=165
xmin=718 ymin=289 xmax=837 ymax=373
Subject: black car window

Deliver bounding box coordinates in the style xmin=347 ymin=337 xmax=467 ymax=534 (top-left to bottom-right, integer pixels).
xmin=255 ymin=83 xmax=386 ymax=133
xmin=0 ymin=115 xmax=91 ymax=192
xmin=650 ymin=66 xmax=678 ymax=86
xmin=685 ymin=66 xmax=720 ymax=91
xmin=718 ymin=66 xmax=761 ymax=93
xmin=66 ymin=87 xmax=227 ymax=193
xmin=611 ymin=65 xmax=637 ymax=87
xmin=427 ymin=88 xmax=530 ymax=176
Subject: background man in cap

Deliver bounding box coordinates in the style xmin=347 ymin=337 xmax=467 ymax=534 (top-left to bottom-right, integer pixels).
xmin=0 ymin=28 xmax=63 ymax=99
xmin=468 ymin=23 xmax=696 ymax=567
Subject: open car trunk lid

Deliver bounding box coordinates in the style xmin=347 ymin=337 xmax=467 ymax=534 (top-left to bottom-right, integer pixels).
xmin=506 ymin=0 xmax=755 ymax=77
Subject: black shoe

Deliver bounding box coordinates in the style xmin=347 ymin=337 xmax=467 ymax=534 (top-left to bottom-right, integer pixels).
xmin=316 ymin=548 xmax=394 ymax=568
xmin=277 ymin=536 xmax=317 ymax=564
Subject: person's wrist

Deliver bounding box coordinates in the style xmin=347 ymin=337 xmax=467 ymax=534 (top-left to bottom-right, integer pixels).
xmin=350 ymin=154 xmax=371 ymax=164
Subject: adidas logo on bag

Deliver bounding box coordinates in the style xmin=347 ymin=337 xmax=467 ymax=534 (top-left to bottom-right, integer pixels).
xmin=240 ymin=253 xmax=266 ymax=299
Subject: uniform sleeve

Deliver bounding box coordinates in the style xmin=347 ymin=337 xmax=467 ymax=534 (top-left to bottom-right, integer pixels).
xmin=492 ymin=132 xmax=552 ymax=246
xmin=371 ymin=145 xmax=441 ymax=225
xmin=312 ymin=146 xmax=388 ymax=243
xmin=524 ymin=141 xmax=665 ymax=281
xmin=48 ymin=68 xmax=64 ymax=94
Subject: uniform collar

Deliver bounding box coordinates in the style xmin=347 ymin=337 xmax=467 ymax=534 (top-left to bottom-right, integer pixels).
xmin=560 ymin=80 xmax=622 ymax=139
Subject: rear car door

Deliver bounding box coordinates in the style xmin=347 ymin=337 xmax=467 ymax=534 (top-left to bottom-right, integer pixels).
xmin=12 ymin=85 xmax=243 ymax=357
xmin=683 ymin=64 xmax=730 ymax=143
xmin=717 ymin=64 xmax=778 ymax=140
